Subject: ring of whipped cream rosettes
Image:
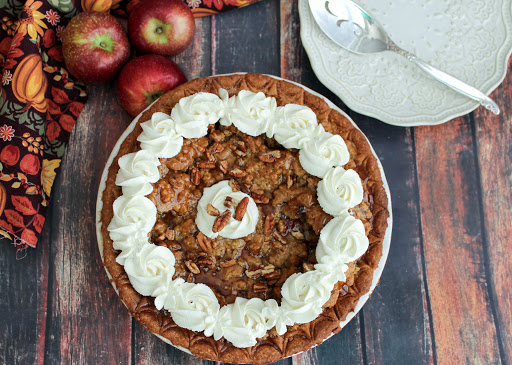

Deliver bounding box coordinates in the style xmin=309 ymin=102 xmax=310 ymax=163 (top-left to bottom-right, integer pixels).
xmin=107 ymin=89 xmax=369 ymax=348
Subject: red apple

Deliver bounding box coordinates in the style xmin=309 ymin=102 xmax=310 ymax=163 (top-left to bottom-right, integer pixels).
xmin=62 ymin=12 xmax=130 ymax=83
xmin=128 ymin=0 xmax=195 ymax=56
xmin=117 ymin=55 xmax=187 ymax=117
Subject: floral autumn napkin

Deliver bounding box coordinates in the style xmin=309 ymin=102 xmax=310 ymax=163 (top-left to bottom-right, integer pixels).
xmin=0 ymin=0 xmax=261 ymax=254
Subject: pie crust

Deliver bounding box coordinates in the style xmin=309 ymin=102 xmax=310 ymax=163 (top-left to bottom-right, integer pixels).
xmin=99 ymin=73 xmax=389 ymax=364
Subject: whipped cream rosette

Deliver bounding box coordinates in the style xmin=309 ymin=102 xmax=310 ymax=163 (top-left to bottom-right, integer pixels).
xmin=106 ymin=88 xmax=374 ymax=349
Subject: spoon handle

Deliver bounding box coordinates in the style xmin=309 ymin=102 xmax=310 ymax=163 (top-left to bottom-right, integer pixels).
xmin=388 ymin=44 xmax=500 ymax=115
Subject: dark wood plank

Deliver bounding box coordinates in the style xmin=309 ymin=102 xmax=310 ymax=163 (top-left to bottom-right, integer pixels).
xmin=43 ymin=82 xmax=132 ymax=364
xmin=291 ymin=317 xmax=363 ymax=365
xmin=473 ymin=60 xmax=512 ymax=363
xmin=212 ymin=0 xmax=280 ymax=75
xmin=0 ymin=224 xmax=49 ymax=365
xmin=415 ymin=117 xmax=502 ymax=364
xmin=132 ymin=321 xmax=215 ymax=365
xmin=356 ymin=122 xmax=434 ymax=365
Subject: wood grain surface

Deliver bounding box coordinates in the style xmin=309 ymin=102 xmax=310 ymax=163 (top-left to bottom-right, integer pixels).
xmin=0 ymin=1 xmax=511 ymax=364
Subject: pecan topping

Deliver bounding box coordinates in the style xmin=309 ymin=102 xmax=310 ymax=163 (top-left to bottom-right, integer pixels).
xmin=237 ymin=141 xmax=247 ymax=152
xmin=253 ymin=283 xmax=268 ymax=293
xmin=291 ymin=231 xmax=304 ymax=240
xmin=212 ymin=210 xmax=231 ymax=233
xmin=206 ymin=150 xmax=215 ymax=162
xmin=197 ymin=160 xmax=216 ymax=169
xmin=229 ymin=168 xmax=247 ymax=178
xmin=302 ymin=262 xmax=315 ymax=272
xmin=185 ymin=260 xmax=200 ymax=274
xmin=245 ymin=267 xmax=262 ymax=279
xmin=154 ymin=234 xmax=166 ymax=243
xmin=190 ymin=167 xmax=200 ymax=185
xmin=272 ymin=231 xmax=287 ymax=245
xmin=219 ymin=161 xmax=229 ymax=174
xmin=210 ymin=142 xmax=224 ymax=153
xmin=264 ymin=213 xmax=275 ymax=236
xmin=263 ymin=269 xmax=281 ymax=281
xmin=164 ymin=229 xmax=175 ymax=240
xmin=197 ymin=232 xmax=213 ymax=252
xmin=186 ymin=273 xmax=194 ymax=283
xmin=206 ymin=204 xmax=219 ymax=216
xmin=261 ymin=264 xmax=275 ymax=275
xmin=252 ymin=193 xmax=269 ymax=204
xmin=235 ymin=149 xmax=246 ymax=157
xmin=224 ymin=196 xmax=234 ymax=208
xmin=169 ymin=242 xmax=181 ymax=250
xmin=234 ymin=197 xmax=249 ymax=221
xmin=287 ymin=175 xmax=293 ymax=188
xmin=228 ymin=179 xmax=241 ymax=192
xmin=197 ymin=257 xmax=215 ymax=267
xmin=269 ymin=150 xmax=282 ymax=159
xmin=220 ymin=259 xmax=237 ymax=268
xmin=259 ymin=153 xmax=275 ymax=163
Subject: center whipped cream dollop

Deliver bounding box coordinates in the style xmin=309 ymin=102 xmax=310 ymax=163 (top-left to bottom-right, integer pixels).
xmin=196 ymin=180 xmax=259 ymax=239
xmin=107 ymin=88 xmax=371 ymax=349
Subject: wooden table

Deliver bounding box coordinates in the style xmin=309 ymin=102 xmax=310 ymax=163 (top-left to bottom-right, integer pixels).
xmin=1 ymin=2 xmax=510 ymax=364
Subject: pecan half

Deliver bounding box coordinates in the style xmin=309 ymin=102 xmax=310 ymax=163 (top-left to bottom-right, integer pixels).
xmin=165 ymin=229 xmax=175 ymax=240
xmin=210 ymin=142 xmax=224 ymax=153
xmin=154 ymin=234 xmax=166 ymax=243
xmin=253 ymin=283 xmax=268 ymax=293
xmin=169 ymin=242 xmax=181 ymax=250
xmin=228 ymin=179 xmax=241 ymax=192
xmin=219 ymin=161 xmax=229 ymax=174
xmin=224 ymin=196 xmax=234 ymax=208
xmin=237 ymin=141 xmax=247 ymax=152
xmin=220 ymin=259 xmax=237 ymax=268
xmin=261 ymin=264 xmax=275 ymax=275
xmin=245 ymin=267 xmax=262 ymax=279
xmin=206 ymin=150 xmax=215 ymax=162
xmin=264 ymin=213 xmax=275 ymax=236
xmin=291 ymin=231 xmax=304 ymax=240
xmin=197 ymin=257 xmax=215 ymax=267
xmin=302 ymin=262 xmax=315 ymax=272
xmin=212 ymin=210 xmax=231 ymax=233
xmin=269 ymin=150 xmax=282 ymax=159
xmin=190 ymin=167 xmax=200 ymax=185
xmin=206 ymin=204 xmax=219 ymax=216
xmin=272 ymin=231 xmax=287 ymax=245
xmin=252 ymin=193 xmax=270 ymax=204
xmin=259 ymin=153 xmax=275 ymax=163
xmin=197 ymin=232 xmax=213 ymax=252
xmin=197 ymin=160 xmax=216 ymax=169
xmin=234 ymin=197 xmax=249 ymax=221
xmin=287 ymin=175 xmax=293 ymax=188
xmin=185 ymin=260 xmax=200 ymax=275
xmin=264 ymin=269 xmax=281 ymax=281
xmin=229 ymin=168 xmax=247 ymax=178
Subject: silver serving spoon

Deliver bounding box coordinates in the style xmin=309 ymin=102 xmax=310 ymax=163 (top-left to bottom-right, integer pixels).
xmin=308 ymin=0 xmax=500 ymax=115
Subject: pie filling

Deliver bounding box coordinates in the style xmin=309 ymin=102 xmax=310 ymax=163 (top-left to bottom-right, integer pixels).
xmin=107 ymin=89 xmax=372 ymax=348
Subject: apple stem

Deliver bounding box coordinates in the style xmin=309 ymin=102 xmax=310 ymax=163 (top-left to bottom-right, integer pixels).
xmin=100 ymin=42 xmax=107 ymax=48
xmin=156 ymin=27 xmax=163 ymax=34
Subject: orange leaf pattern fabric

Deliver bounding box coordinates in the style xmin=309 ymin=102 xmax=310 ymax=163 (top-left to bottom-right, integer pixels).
xmin=0 ymin=0 xmax=262 ymax=253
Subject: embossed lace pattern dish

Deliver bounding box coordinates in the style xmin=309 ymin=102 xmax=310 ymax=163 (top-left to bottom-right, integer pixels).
xmin=299 ymin=0 xmax=512 ymax=126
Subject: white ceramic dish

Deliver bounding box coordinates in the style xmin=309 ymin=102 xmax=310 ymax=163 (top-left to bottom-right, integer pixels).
xmin=95 ymin=73 xmax=393 ymax=361
xmin=299 ymin=0 xmax=512 ymax=126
